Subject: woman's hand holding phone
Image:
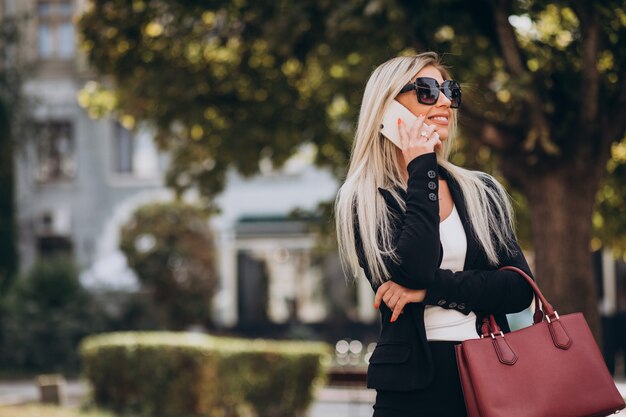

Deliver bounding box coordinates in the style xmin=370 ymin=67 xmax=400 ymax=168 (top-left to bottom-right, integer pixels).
xmin=398 ymin=114 xmax=442 ymax=168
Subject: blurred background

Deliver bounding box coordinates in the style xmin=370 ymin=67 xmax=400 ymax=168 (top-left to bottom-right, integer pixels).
xmin=0 ymin=0 xmax=625 ymax=416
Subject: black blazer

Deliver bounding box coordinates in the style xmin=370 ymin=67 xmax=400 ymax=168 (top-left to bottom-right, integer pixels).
xmin=354 ymin=152 xmax=534 ymax=391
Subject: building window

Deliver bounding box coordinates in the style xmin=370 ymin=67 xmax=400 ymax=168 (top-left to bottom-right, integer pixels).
xmin=35 ymin=209 xmax=73 ymax=258
xmin=37 ymin=235 xmax=73 ymax=258
xmin=37 ymin=0 xmax=74 ymax=59
xmin=4 ymin=0 xmax=16 ymax=14
xmin=112 ymin=122 xmax=159 ymax=179
xmin=35 ymin=120 xmax=75 ymax=182
xmin=114 ymin=123 xmax=134 ymax=173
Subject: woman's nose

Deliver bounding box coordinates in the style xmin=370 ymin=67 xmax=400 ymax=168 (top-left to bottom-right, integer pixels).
xmin=436 ymin=90 xmax=452 ymax=107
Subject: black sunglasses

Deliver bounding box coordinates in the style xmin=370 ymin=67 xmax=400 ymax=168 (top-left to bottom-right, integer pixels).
xmin=399 ymin=77 xmax=462 ymax=109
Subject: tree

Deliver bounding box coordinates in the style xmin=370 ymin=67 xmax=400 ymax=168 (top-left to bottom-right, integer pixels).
xmin=0 ymin=10 xmax=22 ymax=294
xmin=78 ymin=0 xmax=626 ymax=340
xmin=0 ymin=99 xmax=16 ymax=295
xmin=119 ymin=201 xmax=218 ymax=330
xmin=78 ymin=0 xmax=345 ymax=204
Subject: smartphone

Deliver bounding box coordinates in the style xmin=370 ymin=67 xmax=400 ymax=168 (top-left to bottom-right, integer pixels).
xmin=380 ymin=100 xmax=427 ymax=148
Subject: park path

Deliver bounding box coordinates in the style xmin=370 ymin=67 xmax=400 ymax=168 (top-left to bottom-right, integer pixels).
xmin=0 ymin=379 xmax=376 ymax=417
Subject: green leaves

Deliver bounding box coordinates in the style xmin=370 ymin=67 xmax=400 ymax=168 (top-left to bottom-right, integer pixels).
xmin=79 ymin=1 xmax=327 ymax=201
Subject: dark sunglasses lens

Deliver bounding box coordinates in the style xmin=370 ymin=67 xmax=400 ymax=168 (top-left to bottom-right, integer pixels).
xmin=443 ymin=80 xmax=462 ymax=109
xmin=416 ymin=78 xmax=438 ymax=105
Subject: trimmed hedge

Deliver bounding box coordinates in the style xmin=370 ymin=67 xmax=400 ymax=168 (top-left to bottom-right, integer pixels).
xmin=80 ymin=332 xmax=331 ymax=417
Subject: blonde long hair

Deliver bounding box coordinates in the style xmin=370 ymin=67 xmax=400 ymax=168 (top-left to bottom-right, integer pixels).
xmin=335 ymin=52 xmax=517 ymax=286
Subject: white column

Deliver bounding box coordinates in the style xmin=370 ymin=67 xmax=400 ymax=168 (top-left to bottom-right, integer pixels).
xmin=215 ymin=226 xmax=238 ymax=327
xmin=265 ymin=247 xmax=296 ymax=323
xmin=600 ymin=249 xmax=617 ymax=316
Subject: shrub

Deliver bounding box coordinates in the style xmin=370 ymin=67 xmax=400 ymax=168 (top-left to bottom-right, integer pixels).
xmin=80 ymin=332 xmax=330 ymax=417
xmin=119 ymin=201 xmax=218 ymax=330
xmin=0 ymin=256 xmax=105 ymax=372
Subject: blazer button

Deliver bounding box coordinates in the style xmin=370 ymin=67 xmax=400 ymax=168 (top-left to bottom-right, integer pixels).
xmin=428 ymin=181 xmax=437 ymax=190
xmin=448 ymin=302 xmax=457 ymax=308
xmin=427 ymin=170 xmax=436 ymax=178
xmin=457 ymin=303 xmax=466 ymax=310
xmin=437 ymin=299 xmax=446 ymax=306
xmin=428 ymin=193 xmax=437 ymax=201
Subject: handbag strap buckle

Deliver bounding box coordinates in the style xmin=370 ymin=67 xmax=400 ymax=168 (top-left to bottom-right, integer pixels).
xmin=490 ymin=331 xmax=504 ymax=339
xmin=545 ymin=311 xmax=560 ymax=323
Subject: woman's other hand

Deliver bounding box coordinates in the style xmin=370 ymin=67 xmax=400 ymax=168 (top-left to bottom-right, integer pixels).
xmin=398 ymin=115 xmax=442 ymax=167
xmin=374 ymin=280 xmax=427 ymax=323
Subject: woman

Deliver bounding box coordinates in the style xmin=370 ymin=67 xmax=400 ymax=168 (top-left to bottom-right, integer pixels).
xmin=334 ymin=52 xmax=535 ymax=416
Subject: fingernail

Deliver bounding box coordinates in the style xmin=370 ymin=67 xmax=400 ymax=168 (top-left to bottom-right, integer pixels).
xmin=418 ymin=114 xmax=424 ymax=119
xmin=374 ymin=303 xmax=378 ymax=308
xmin=390 ymin=317 xmax=396 ymax=323
xmin=397 ymin=117 xmax=401 ymax=125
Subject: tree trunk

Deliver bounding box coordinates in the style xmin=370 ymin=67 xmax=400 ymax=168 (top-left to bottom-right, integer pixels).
xmin=0 ymin=98 xmax=17 ymax=294
xmin=523 ymin=159 xmax=603 ymax=344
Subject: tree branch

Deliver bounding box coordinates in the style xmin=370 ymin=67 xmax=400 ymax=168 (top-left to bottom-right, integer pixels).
xmin=491 ymin=0 xmax=528 ymax=78
xmin=490 ymin=0 xmax=557 ymax=155
xmin=571 ymin=0 xmax=600 ymax=124
xmin=458 ymin=108 xmax=520 ymax=151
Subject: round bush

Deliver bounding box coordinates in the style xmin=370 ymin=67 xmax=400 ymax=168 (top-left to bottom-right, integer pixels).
xmin=119 ymin=201 xmax=218 ymax=330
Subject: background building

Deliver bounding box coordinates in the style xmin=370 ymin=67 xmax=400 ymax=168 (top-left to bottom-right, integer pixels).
xmin=11 ymin=0 xmax=168 ymax=279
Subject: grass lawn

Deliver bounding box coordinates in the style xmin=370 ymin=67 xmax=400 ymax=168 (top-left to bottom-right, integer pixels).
xmin=0 ymin=404 xmax=115 ymax=417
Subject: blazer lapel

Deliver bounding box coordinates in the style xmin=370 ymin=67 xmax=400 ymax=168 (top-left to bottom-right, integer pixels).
xmin=439 ymin=165 xmax=480 ymax=269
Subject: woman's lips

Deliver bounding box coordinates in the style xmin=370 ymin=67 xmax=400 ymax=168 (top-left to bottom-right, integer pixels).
xmin=428 ymin=115 xmax=449 ymax=126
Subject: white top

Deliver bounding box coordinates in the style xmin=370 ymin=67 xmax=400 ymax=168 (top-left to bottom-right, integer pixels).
xmin=424 ymin=205 xmax=480 ymax=341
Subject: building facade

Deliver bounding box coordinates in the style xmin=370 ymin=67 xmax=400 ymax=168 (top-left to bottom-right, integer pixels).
xmin=6 ymin=0 xmax=168 ymax=280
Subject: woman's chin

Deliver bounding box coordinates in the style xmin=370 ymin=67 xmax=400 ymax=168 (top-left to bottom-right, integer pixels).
xmin=434 ymin=127 xmax=448 ymax=139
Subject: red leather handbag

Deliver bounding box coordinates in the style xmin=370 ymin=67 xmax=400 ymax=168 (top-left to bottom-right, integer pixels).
xmin=456 ymin=266 xmax=626 ymax=417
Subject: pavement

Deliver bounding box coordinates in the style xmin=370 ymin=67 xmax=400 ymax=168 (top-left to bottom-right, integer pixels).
xmin=0 ymin=379 xmax=376 ymax=417
xmin=0 ymin=379 xmax=85 ymax=408
xmin=311 ymin=386 xmax=375 ymax=417
xmin=0 ymin=379 xmax=624 ymax=417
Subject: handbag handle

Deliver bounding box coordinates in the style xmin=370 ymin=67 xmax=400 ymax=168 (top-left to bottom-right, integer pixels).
xmin=499 ymin=266 xmax=556 ymax=316
xmin=480 ymin=266 xmax=572 ymax=358
xmin=480 ymin=266 xmax=560 ymax=338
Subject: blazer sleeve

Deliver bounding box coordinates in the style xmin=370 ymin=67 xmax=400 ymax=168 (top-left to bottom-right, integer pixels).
xmin=423 ymin=235 xmax=535 ymax=315
xmin=354 ymin=152 xmax=441 ymax=291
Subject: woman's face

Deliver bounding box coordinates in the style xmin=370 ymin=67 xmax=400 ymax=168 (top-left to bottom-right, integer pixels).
xmin=395 ymin=65 xmax=453 ymax=142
